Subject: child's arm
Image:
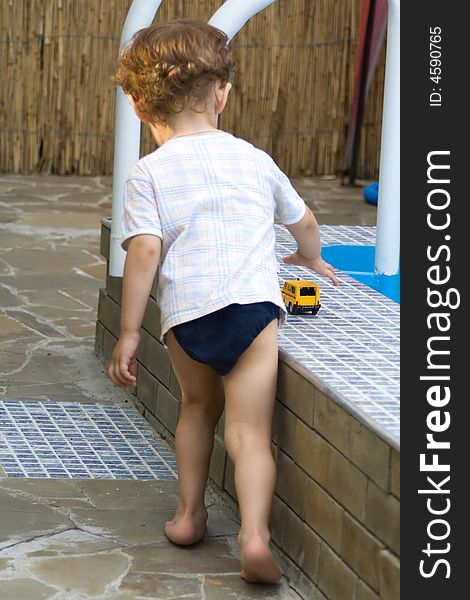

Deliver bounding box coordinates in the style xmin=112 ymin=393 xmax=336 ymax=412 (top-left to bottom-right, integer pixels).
xmin=283 ymin=207 xmax=339 ymax=286
xmin=108 ymin=234 xmax=161 ymax=387
xmin=265 ymin=150 xmax=339 ymax=287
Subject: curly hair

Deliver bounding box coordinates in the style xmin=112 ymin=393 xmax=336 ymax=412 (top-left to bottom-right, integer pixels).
xmin=114 ymin=19 xmax=235 ymax=125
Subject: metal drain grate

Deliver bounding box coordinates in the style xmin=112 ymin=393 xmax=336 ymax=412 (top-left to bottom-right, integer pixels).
xmin=0 ymin=400 xmax=177 ymax=480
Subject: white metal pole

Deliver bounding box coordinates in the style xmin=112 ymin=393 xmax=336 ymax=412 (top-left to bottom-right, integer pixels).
xmin=109 ymin=0 xmax=164 ymax=277
xmin=208 ymin=0 xmax=277 ymax=43
xmin=374 ymin=0 xmax=400 ymax=275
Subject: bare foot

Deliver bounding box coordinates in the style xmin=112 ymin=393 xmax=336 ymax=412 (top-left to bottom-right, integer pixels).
xmin=239 ymin=532 xmax=282 ymax=583
xmin=164 ymin=506 xmax=208 ymax=546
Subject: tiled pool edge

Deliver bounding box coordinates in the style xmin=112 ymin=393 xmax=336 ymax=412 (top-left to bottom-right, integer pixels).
xmin=275 ymin=224 xmax=399 ymax=445
xmin=96 ymin=219 xmax=400 ymax=600
xmin=279 ymin=348 xmax=399 ymax=451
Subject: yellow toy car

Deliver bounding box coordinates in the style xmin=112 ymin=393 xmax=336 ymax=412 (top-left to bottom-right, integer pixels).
xmin=281 ymin=279 xmax=321 ymax=315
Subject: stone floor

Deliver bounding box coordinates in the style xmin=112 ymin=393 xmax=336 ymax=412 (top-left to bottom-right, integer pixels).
xmin=287 ymin=176 xmax=377 ymax=226
xmin=0 ymin=174 xmax=376 ymax=599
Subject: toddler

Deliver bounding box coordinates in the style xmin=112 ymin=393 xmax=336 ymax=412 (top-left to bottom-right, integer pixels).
xmin=108 ymin=19 xmax=338 ymax=584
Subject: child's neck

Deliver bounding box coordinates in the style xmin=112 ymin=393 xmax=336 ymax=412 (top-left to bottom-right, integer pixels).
xmin=149 ymin=111 xmax=219 ymax=146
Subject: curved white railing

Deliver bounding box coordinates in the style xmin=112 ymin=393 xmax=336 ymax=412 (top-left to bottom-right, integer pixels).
xmin=208 ymin=0 xmax=276 ymax=43
xmin=110 ymin=0 xmax=164 ymax=277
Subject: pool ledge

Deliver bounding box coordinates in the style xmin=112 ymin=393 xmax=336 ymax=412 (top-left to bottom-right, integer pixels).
xmin=275 ymin=224 xmax=399 ymax=449
xmin=279 ymin=347 xmax=399 ymax=451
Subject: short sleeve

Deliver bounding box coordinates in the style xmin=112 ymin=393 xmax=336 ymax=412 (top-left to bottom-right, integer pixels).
xmin=121 ymin=164 xmax=163 ymax=251
xmin=273 ymin=166 xmax=307 ymax=225
xmin=258 ymin=151 xmax=306 ymax=225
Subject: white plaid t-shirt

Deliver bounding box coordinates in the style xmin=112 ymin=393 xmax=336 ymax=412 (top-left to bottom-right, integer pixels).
xmin=121 ymin=131 xmax=306 ymax=345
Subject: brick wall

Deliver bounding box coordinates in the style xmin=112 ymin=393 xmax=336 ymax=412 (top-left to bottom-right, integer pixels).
xmin=96 ymin=221 xmax=400 ymax=600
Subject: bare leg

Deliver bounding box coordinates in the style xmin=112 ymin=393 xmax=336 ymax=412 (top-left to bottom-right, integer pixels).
xmin=222 ymin=319 xmax=282 ymax=583
xmin=164 ymin=328 xmax=225 ymax=545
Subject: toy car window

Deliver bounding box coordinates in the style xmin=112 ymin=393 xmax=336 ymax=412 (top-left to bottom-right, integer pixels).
xmin=300 ymin=287 xmax=316 ymax=296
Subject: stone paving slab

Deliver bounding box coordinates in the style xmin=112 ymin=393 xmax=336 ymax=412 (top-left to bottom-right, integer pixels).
xmin=0 ymin=578 xmax=58 ymax=600
xmin=0 ymin=479 xmax=301 ymax=599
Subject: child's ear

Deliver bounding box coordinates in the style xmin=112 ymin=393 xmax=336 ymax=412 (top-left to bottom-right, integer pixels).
xmin=126 ymin=94 xmax=149 ymax=123
xmin=215 ymin=81 xmax=232 ymax=115
xmin=126 ymin=93 xmax=137 ymax=111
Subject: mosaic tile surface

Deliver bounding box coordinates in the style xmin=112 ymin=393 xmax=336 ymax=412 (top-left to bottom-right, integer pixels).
xmin=275 ymin=225 xmax=400 ymax=444
xmin=0 ymin=400 xmax=177 ymax=479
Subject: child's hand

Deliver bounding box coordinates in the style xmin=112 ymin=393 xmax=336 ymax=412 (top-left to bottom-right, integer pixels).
xmin=282 ymin=251 xmax=339 ymax=287
xmin=108 ymin=332 xmax=140 ymax=388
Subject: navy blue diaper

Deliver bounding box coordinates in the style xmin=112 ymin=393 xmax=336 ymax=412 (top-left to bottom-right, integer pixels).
xmin=171 ymin=302 xmax=280 ymax=376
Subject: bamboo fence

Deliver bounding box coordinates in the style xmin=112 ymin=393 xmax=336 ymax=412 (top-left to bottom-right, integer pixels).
xmin=0 ymin=0 xmax=385 ymax=177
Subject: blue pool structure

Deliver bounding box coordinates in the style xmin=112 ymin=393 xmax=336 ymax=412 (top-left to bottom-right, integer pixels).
xmin=321 ymin=244 xmax=400 ymax=303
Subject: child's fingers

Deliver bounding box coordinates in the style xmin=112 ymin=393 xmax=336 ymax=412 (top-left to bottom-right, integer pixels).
xmin=109 ymin=362 xmax=127 ymax=387
xmin=120 ymin=361 xmax=137 ymax=385
xmin=108 ymin=361 xmax=123 ymax=387
xmin=327 ymin=269 xmax=340 ymax=286
xmin=108 ymin=357 xmax=134 ymax=388
xmin=282 ymin=253 xmax=340 ymax=286
xmin=323 ymin=262 xmax=340 ymax=286
xmin=129 ymin=358 xmax=137 ymax=377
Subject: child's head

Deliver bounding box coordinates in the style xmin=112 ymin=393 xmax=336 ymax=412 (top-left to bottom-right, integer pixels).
xmin=114 ymin=19 xmax=235 ymax=126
